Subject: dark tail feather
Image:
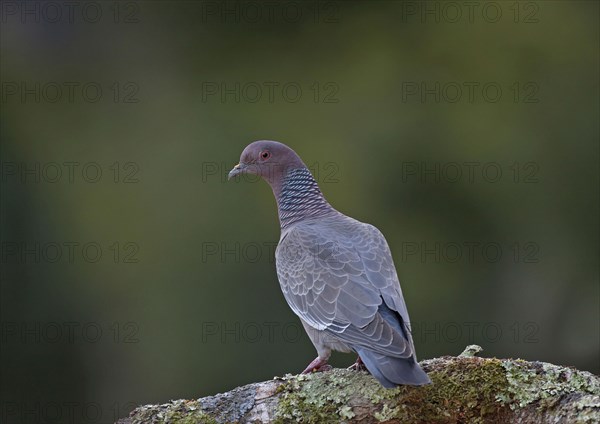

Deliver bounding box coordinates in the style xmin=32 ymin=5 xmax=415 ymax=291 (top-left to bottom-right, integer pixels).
xmin=356 ymin=348 xmax=431 ymax=388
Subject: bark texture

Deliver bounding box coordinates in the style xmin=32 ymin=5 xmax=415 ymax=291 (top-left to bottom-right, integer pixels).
xmin=116 ymin=345 xmax=599 ymax=424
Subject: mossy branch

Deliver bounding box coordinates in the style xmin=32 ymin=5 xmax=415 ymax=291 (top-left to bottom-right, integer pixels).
xmin=116 ymin=345 xmax=599 ymax=424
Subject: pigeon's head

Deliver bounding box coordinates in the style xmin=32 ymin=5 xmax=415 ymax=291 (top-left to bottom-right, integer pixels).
xmin=228 ymin=140 xmax=305 ymax=185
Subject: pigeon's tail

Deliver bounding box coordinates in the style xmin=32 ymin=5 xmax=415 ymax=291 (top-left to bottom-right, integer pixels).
xmin=356 ymin=348 xmax=431 ymax=388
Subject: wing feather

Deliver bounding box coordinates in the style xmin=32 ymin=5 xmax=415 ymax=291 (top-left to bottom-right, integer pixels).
xmin=276 ymin=215 xmax=415 ymax=358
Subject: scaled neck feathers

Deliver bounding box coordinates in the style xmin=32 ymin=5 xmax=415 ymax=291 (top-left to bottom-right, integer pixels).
xmin=276 ymin=167 xmax=335 ymax=230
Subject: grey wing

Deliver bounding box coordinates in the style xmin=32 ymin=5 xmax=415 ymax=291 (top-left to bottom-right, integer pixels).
xmin=275 ymin=219 xmax=415 ymax=359
xmin=358 ymin=223 xmax=417 ymax=347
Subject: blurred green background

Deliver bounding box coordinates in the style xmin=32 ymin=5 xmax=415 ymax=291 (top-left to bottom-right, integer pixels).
xmin=1 ymin=1 xmax=598 ymax=422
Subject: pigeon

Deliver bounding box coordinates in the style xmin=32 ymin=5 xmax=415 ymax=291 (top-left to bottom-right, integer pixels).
xmin=228 ymin=140 xmax=431 ymax=388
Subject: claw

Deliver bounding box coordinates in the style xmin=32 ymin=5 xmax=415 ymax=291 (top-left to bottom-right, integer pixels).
xmin=348 ymin=355 xmax=367 ymax=372
xmin=301 ymin=356 xmax=331 ymax=374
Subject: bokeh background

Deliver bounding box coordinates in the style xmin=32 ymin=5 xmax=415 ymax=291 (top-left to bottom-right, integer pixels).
xmin=1 ymin=1 xmax=598 ymax=423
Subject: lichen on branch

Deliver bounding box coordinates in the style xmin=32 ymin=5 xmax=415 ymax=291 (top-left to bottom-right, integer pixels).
xmin=117 ymin=346 xmax=599 ymax=424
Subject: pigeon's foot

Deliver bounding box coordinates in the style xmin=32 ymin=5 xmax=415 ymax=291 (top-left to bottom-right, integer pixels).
xmin=348 ymin=356 xmax=368 ymax=372
xmin=301 ymin=356 xmax=332 ymax=374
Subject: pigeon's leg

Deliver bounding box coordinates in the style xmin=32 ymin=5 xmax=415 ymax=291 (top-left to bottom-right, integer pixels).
xmin=348 ymin=355 xmax=367 ymax=372
xmin=300 ymin=327 xmax=333 ymax=373
xmin=301 ymin=356 xmax=332 ymax=374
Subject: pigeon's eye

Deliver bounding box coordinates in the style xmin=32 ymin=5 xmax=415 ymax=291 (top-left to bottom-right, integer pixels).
xmin=260 ymin=150 xmax=271 ymax=160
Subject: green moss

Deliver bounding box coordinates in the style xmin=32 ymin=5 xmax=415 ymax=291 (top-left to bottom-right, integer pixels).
xmin=499 ymin=359 xmax=600 ymax=409
xmin=274 ymin=357 xmax=511 ymax=423
xmin=412 ymin=357 xmax=509 ymax=423
xmin=274 ymin=369 xmax=391 ymax=423
xmin=373 ymin=403 xmax=401 ymax=421
xmin=274 ymin=354 xmax=599 ymax=423
xmin=164 ymin=405 xmax=218 ymax=424
xmin=164 ymin=409 xmax=219 ymax=424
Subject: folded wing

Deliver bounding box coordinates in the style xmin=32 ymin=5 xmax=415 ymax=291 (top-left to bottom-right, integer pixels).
xmin=275 ymin=216 xmax=416 ymax=359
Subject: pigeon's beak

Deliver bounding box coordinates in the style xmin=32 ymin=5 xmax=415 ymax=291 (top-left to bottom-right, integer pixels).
xmin=228 ymin=163 xmax=247 ymax=180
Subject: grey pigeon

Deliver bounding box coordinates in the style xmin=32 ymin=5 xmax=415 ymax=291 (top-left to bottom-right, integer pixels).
xmin=228 ymin=140 xmax=431 ymax=388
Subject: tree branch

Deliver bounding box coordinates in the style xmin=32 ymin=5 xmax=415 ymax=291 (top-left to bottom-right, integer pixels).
xmin=116 ymin=345 xmax=599 ymax=423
